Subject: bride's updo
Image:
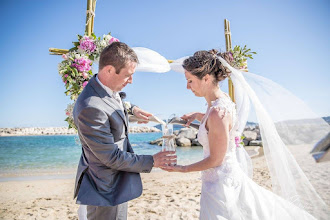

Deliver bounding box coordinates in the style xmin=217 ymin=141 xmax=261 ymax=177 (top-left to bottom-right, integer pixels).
xmin=182 ymin=49 xmax=231 ymax=84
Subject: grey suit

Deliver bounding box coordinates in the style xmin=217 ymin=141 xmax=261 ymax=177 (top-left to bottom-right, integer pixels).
xmin=73 ymin=75 xmax=154 ymax=209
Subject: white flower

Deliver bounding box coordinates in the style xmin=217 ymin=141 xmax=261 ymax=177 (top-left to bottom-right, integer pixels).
xmin=58 ymin=63 xmax=66 ymax=73
xmin=103 ymin=34 xmax=112 ymax=42
xmin=65 ymin=103 xmax=75 ymax=117
xmin=124 ymin=101 xmax=131 ymax=110
xmin=100 ymin=39 xmax=107 ymax=47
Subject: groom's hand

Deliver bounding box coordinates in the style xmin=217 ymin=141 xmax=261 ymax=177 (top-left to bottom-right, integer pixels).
xmin=152 ymin=151 xmax=177 ymax=168
xmin=133 ymin=107 xmax=152 ymax=124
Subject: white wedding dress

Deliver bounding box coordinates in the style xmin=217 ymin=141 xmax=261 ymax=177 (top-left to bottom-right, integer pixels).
xmin=198 ymin=95 xmax=316 ymax=220
xmin=126 ymin=48 xmax=328 ymax=219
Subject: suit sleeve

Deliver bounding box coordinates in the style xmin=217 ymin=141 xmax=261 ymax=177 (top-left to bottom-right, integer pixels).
xmin=129 ymin=103 xmax=137 ymax=115
xmin=77 ymin=106 xmax=154 ymax=173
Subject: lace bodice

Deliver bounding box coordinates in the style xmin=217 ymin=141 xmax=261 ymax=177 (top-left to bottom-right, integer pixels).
xmin=197 ymin=95 xmax=241 ymax=184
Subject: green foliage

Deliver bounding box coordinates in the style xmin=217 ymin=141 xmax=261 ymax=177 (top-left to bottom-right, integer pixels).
xmin=230 ymin=45 xmax=257 ymax=70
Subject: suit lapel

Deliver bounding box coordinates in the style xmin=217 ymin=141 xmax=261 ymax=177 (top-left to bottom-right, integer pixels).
xmin=123 ymin=102 xmax=129 ymax=123
xmin=89 ymin=75 xmax=128 ymax=128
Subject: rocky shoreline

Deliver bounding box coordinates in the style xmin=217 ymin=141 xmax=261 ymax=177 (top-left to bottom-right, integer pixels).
xmin=0 ymin=126 xmax=161 ymax=136
xmin=150 ymin=125 xmax=262 ymax=148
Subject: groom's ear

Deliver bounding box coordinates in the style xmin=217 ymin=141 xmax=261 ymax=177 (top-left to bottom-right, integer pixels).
xmin=106 ymin=65 xmax=117 ymax=75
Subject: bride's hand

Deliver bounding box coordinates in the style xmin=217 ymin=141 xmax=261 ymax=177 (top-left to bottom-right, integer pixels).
xmin=161 ymin=164 xmax=187 ymax=172
xmin=181 ymin=112 xmax=198 ymax=127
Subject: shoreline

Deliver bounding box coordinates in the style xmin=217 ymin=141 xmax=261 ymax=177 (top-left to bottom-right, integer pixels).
xmin=0 ymin=126 xmax=161 ymax=137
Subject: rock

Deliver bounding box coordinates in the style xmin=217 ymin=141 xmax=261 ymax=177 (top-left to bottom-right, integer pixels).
xmin=177 ymin=128 xmax=197 ymax=140
xmin=256 ymin=134 xmax=261 ymax=140
xmin=0 ymin=127 xmax=77 ymax=136
xmin=128 ymin=126 xmax=161 ymax=133
xmin=176 ymin=137 xmax=191 ymax=147
xmin=148 ymin=124 xmax=264 ymax=147
xmin=242 ymin=130 xmax=257 ymax=141
xmin=149 ymin=138 xmax=163 ymax=146
xmin=249 ymin=140 xmax=263 ymax=147
xmin=191 ymin=139 xmax=201 ymax=146
xmin=0 ymin=126 xmax=161 ymax=136
xmin=243 ymin=139 xmax=250 ymax=146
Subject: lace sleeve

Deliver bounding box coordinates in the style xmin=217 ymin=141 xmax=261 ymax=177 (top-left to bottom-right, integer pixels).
xmin=211 ymin=106 xmax=227 ymax=120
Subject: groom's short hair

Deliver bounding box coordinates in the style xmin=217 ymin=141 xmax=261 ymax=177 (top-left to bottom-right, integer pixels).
xmin=99 ymin=42 xmax=139 ymax=74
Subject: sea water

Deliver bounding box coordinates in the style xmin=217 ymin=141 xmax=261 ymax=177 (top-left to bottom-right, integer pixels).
xmin=0 ymin=133 xmax=203 ymax=177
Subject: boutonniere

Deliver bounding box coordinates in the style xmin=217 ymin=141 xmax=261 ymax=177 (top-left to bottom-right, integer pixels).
xmin=124 ymin=101 xmax=132 ymax=113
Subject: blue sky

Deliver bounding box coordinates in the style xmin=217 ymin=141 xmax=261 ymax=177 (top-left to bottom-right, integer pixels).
xmin=0 ymin=0 xmax=329 ymax=127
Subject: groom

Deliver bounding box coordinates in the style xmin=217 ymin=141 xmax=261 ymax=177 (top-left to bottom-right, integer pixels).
xmin=73 ymin=42 xmax=175 ymax=220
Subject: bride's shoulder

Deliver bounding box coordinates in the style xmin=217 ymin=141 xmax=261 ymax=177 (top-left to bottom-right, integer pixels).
xmin=207 ymin=107 xmax=231 ymax=130
xmin=211 ymin=96 xmax=235 ymax=111
xmin=209 ymin=104 xmax=230 ymax=121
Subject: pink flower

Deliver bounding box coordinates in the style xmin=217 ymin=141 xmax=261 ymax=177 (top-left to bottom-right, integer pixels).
xmin=64 ymin=80 xmax=67 ymax=84
xmin=78 ymin=36 xmax=96 ymax=54
xmin=62 ymin=54 xmax=68 ymax=60
xmin=66 ymin=111 xmax=70 ymax=116
xmin=228 ymin=52 xmax=234 ymax=62
xmin=82 ymin=72 xmax=89 ymax=79
xmin=64 ymin=74 xmax=68 ymax=78
xmin=83 ymin=81 xmax=88 ymax=88
xmin=71 ymin=57 xmax=92 ymax=72
xmin=235 ymin=136 xmax=241 ymax=147
xmin=109 ymin=37 xmax=119 ymax=44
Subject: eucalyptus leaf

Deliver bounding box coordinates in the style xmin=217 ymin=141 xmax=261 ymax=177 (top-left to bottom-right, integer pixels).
xmin=73 ymin=68 xmax=78 ymax=77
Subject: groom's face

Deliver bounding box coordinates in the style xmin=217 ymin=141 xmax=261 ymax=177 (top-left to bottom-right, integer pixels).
xmin=112 ymin=61 xmax=136 ymax=91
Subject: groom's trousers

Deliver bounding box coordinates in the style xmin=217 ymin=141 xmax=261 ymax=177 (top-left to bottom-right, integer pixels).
xmin=78 ymin=203 xmax=128 ymax=220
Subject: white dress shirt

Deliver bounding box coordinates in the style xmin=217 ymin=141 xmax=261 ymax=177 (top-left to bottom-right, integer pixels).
xmin=96 ymin=75 xmax=124 ymax=111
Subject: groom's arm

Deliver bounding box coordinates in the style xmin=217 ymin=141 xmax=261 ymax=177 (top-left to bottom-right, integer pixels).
xmin=77 ymin=106 xmax=154 ymax=173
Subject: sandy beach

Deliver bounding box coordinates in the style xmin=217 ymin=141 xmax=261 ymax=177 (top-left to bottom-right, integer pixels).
xmin=0 ymin=145 xmax=329 ymax=220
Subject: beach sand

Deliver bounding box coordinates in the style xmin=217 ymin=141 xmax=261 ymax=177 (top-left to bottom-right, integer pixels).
xmin=0 ymin=145 xmax=328 ymax=220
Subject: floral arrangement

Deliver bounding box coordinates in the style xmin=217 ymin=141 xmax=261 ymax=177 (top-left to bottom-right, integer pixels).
xmin=224 ymin=45 xmax=256 ymax=70
xmin=235 ymin=136 xmax=245 ymax=148
xmin=64 ymin=103 xmax=76 ymax=129
xmin=58 ymin=33 xmax=119 ymax=129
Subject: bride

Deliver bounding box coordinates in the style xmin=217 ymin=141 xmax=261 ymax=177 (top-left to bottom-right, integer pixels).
xmin=163 ymin=50 xmax=329 ymax=219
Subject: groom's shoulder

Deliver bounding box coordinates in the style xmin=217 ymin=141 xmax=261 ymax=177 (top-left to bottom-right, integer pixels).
xmin=73 ymin=96 xmax=106 ymax=122
xmin=76 ymin=90 xmax=102 ymax=108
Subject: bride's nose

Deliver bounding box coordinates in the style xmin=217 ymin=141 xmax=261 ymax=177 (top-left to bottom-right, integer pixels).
xmin=187 ymin=83 xmax=191 ymax=90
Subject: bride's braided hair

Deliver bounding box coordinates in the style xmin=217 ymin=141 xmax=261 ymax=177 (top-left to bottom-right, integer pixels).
xmin=182 ymin=49 xmax=231 ymax=84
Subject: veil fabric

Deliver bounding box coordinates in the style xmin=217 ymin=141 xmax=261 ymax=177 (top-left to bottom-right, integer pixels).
xmin=169 ymin=55 xmax=329 ymax=219
xmin=132 ymin=47 xmax=171 ymax=73
xmin=221 ymin=57 xmax=329 ymax=219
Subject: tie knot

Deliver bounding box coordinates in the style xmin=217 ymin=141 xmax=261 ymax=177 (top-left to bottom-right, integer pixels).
xmin=113 ymin=92 xmax=122 ymax=104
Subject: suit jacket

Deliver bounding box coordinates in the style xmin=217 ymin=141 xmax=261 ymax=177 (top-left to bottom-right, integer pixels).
xmin=73 ymin=75 xmax=154 ymax=206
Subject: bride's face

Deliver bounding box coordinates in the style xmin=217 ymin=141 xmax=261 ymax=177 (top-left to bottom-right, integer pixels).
xmin=184 ymin=71 xmax=205 ymax=97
